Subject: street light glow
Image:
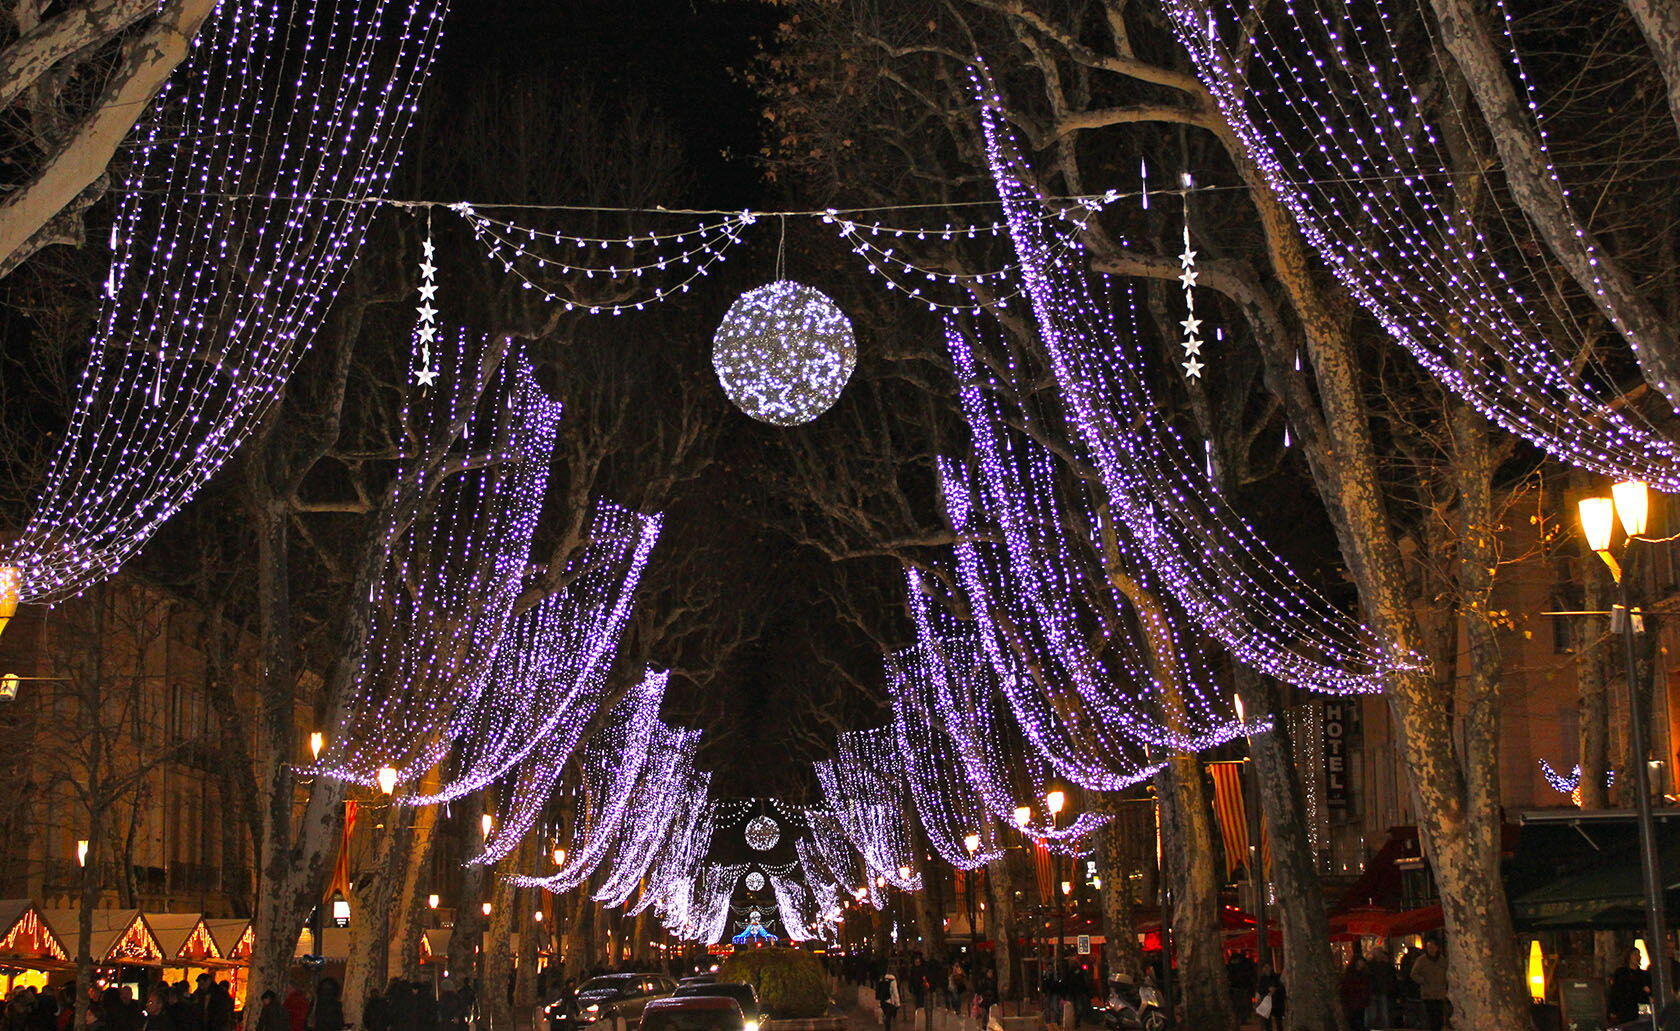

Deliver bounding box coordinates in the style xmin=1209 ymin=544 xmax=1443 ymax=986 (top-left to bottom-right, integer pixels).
xmin=1614 ymin=480 xmax=1651 ymax=537
xmin=1579 ymin=496 xmax=1617 ymax=552
xmin=964 ymin=833 xmax=981 ymax=854
xmin=1046 ymin=789 xmax=1066 ymax=815
xmin=1013 ymin=806 xmax=1032 ymax=827
xmin=377 ymin=766 xmax=398 ymax=796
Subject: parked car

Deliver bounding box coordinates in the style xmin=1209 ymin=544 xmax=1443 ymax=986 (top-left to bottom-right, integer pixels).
xmin=638 ymin=996 xmax=746 ymax=1031
xmin=544 ymin=973 xmax=678 ymax=1031
xmin=679 ymin=976 xmax=718 ymax=988
xmin=671 ymin=982 xmax=762 ymax=1031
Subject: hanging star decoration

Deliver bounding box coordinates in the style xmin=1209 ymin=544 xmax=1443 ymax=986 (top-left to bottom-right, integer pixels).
xmin=1178 ymin=221 xmax=1206 ymax=380
xmin=415 ymin=234 xmax=440 ymax=387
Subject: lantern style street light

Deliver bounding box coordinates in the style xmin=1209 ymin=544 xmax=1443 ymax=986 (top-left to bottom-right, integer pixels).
xmin=1578 ymin=479 xmax=1669 ymax=1010
xmin=377 ymin=767 xmax=398 ymax=796
xmin=309 ymin=732 xmax=325 ymax=762
xmin=1013 ymin=806 xmax=1032 ymax=829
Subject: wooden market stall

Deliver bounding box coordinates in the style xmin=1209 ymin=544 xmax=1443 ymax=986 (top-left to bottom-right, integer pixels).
xmin=39 ymin=909 xmax=164 ymax=1002
xmin=147 ymin=913 xmax=223 ymax=989
xmin=203 ymin=918 xmax=253 ymax=1010
xmin=0 ymin=900 xmax=70 ymax=994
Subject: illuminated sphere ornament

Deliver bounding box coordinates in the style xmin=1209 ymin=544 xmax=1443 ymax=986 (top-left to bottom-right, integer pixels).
xmin=712 ymin=280 xmax=856 ymax=426
xmin=745 ymin=871 xmax=766 ymax=892
xmin=745 ymin=815 xmax=780 ymax=851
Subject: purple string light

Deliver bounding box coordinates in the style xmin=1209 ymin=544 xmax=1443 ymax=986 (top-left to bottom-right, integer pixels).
xmin=2 ymin=0 xmax=447 ymax=602
xmin=973 ymin=70 xmax=1419 ymax=693
xmin=1156 ymin=0 xmax=1680 ymax=489
xmin=402 ymin=501 xmax=662 ymax=806
xmin=313 ymin=346 xmax=562 ymax=789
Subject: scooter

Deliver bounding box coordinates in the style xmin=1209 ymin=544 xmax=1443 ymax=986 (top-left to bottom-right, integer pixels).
xmin=1100 ymin=982 xmax=1169 ymax=1031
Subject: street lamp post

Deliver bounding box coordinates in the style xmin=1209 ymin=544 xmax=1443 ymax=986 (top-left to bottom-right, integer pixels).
xmin=1047 ymin=790 xmax=1066 ymax=974
xmin=1580 ymin=481 xmax=1670 ymax=1012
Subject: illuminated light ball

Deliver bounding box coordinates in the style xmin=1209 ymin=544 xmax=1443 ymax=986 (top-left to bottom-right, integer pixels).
xmin=711 ymin=281 xmax=856 ymax=426
xmin=745 ymin=871 xmax=766 ymax=892
xmin=744 ymin=815 xmax=780 ymax=851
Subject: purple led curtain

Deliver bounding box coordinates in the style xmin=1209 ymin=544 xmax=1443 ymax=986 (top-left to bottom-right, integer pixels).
xmin=1160 ymin=0 xmax=1680 ymax=490
xmin=591 ymin=733 xmax=706 ymax=907
xmin=814 ymin=729 xmax=923 ymax=891
xmin=405 ymin=501 xmax=662 ymax=806
xmin=905 ymin=593 xmax=1110 ymax=852
xmin=499 ymin=667 xmax=669 ymax=874
xmin=314 ymin=348 xmax=562 ymax=789
xmin=803 ymin=809 xmax=876 ymax=906
xmin=886 ymin=643 xmax=1007 ymax=870
xmin=936 ymin=323 xmax=1250 ymax=783
xmin=975 ymin=76 xmax=1417 ymax=694
xmin=2 ymin=0 xmax=448 ymax=602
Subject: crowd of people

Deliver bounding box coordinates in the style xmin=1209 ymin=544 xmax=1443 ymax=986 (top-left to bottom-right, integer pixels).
xmin=2 ymin=972 xmax=239 ymax=1031
xmin=1329 ymin=939 xmax=1449 ymax=1031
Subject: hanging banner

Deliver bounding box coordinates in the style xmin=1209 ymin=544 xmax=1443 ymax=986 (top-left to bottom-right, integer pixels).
xmin=1206 ymin=761 xmax=1249 ymax=878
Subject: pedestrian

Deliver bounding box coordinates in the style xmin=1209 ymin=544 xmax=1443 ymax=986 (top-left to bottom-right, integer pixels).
xmin=361 ymin=984 xmax=390 ymax=1031
xmin=1609 ymin=947 xmax=1652 ymax=1025
xmin=1224 ymin=951 xmax=1253 ymax=1017
xmin=1409 ymin=939 xmax=1450 ymax=1031
xmin=202 ymin=984 xmax=231 ymax=1031
xmin=141 ymin=990 xmax=178 ymax=1031
xmin=875 ymin=970 xmax=901 ymax=1031
xmin=1254 ymin=964 xmax=1285 ymax=1031
xmin=250 ymin=992 xmax=287 ymax=1031
xmin=308 ymin=979 xmax=343 ymax=1031
xmin=1338 ymin=956 xmax=1370 ymax=1031
xmin=1364 ymin=946 xmax=1397 ymax=1029
xmin=281 ymin=988 xmax=309 ymax=1031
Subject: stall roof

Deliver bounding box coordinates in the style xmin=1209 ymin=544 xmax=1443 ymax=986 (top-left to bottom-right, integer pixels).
xmin=39 ymin=909 xmax=163 ymax=966
xmin=0 ymin=900 xmax=70 ymax=965
xmin=204 ymin=919 xmax=251 ymax=962
xmin=146 ymin=913 xmax=219 ymax=963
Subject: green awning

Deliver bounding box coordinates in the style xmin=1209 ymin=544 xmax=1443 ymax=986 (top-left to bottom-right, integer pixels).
xmin=1511 ymin=840 xmax=1680 ymax=930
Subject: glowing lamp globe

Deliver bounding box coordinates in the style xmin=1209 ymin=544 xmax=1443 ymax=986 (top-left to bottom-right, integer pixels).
xmin=712 ymin=280 xmax=856 ymax=426
xmin=745 ymin=815 xmax=780 ymax=851
xmin=745 ymin=871 xmax=766 ymax=892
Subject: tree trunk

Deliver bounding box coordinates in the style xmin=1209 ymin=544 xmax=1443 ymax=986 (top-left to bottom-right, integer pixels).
xmin=343 ymin=814 xmax=407 ymax=1028
xmin=0 ymin=0 xmax=160 ymax=110
xmin=484 ymin=841 xmax=530 ymax=1031
xmin=1226 ymin=149 xmax=1533 ymax=1028
xmin=1236 ymin=672 xmax=1345 ymax=1031
xmin=447 ymin=855 xmax=489 ymax=987
xmin=1156 ymin=757 xmax=1233 ymax=1031
xmin=563 ymin=887 xmax=593 ymax=979
xmin=985 ymin=853 xmax=1020 ymax=1001
xmin=1091 ymin=795 xmax=1145 ymax=983
xmin=1625 ymin=0 xmax=1680 ymax=145
xmin=392 ymin=800 xmax=441 ymax=980
xmin=1577 ymin=536 xmax=1612 ymax=811
xmin=1427 ymin=0 xmax=1680 ymax=411
xmin=74 ymin=806 xmax=103 ymax=1031
xmin=0 ymin=0 xmax=219 ymax=275
xmin=516 ymin=901 xmax=541 ymax=1019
